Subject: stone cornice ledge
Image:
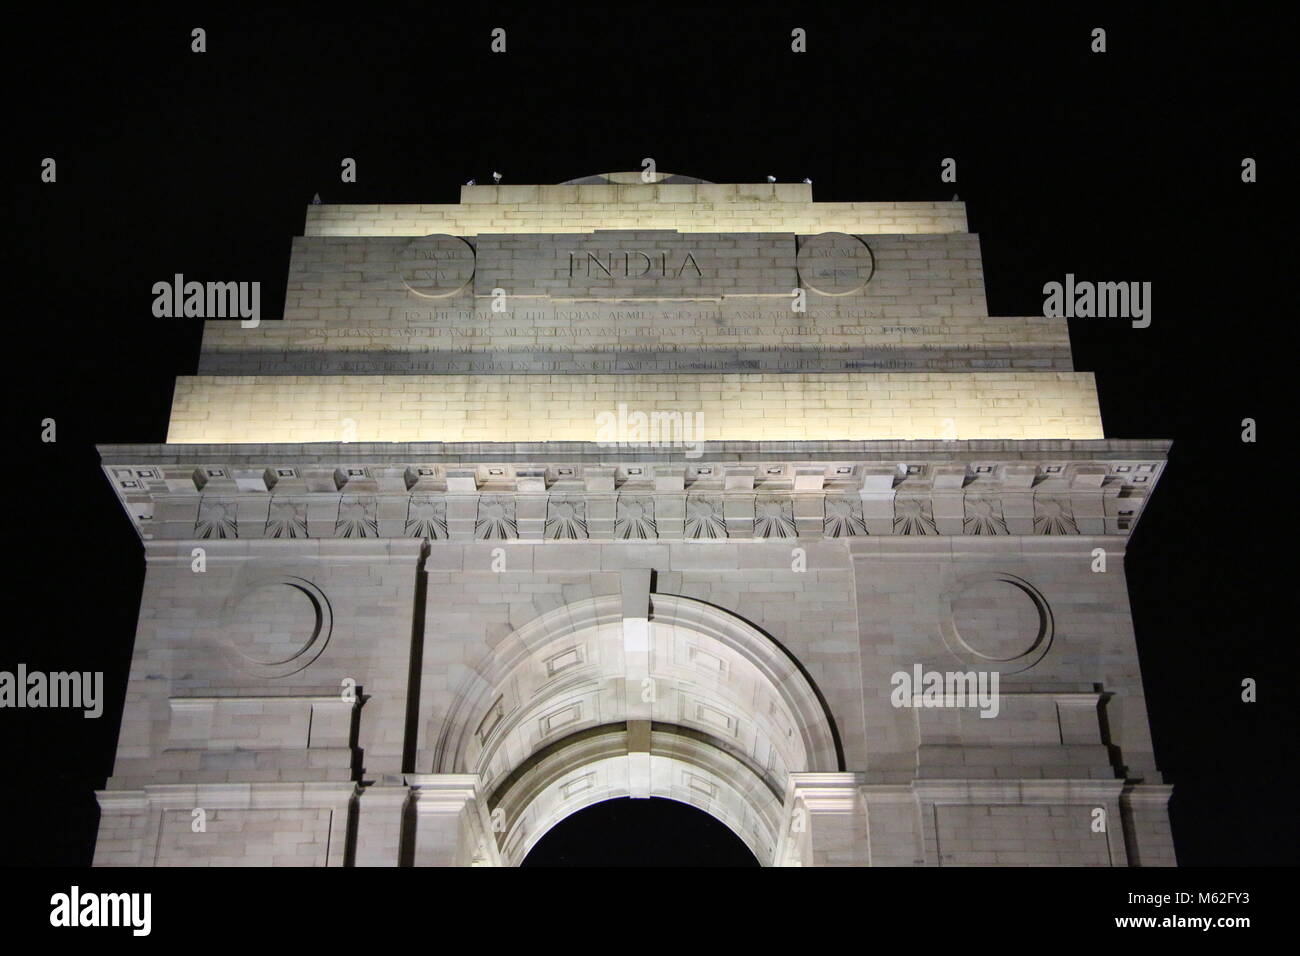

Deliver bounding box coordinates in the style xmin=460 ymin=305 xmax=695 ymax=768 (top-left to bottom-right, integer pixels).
xmin=130 ymin=781 xmax=357 ymax=810
xmin=787 ymin=772 xmax=867 ymax=811
xmin=404 ymin=773 xmax=484 ymax=813
xmin=99 ymin=438 xmax=1172 ymax=465
xmin=102 ymin=441 xmax=1169 ymax=541
xmin=142 ymin=537 xmax=425 ymax=563
xmin=912 ymin=779 xmax=1126 ymax=804
xmin=1119 ymin=784 xmax=1175 ymax=806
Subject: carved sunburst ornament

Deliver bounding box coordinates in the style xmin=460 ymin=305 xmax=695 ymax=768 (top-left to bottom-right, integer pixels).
xmin=335 ymin=496 xmax=378 ymax=538
xmin=196 ymin=497 xmax=238 ymax=539
xmin=1033 ymin=497 xmax=1078 ymax=535
xmin=964 ymin=497 xmax=1008 ymax=535
xmin=265 ymin=498 xmax=308 ymax=538
xmin=824 ymin=497 xmax=868 ymax=537
xmin=615 ymin=497 xmax=657 ymax=539
xmin=545 ymin=499 xmax=588 ymax=539
xmin=406 ymin=496 xmax=448 ymax=539
xmin=754 ymin=498 xmax=797 ymax=538
xmin=685 ymin=496 xmax=727 ymax=539
xmin=475 ymin=497 xmax=517 ymax=539
xmin=893 ymin=497 xmax=937 ymax=535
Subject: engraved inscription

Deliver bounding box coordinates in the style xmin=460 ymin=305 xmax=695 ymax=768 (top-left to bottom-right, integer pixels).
xmin=796 ymin=232 xmax=875 ymax=295
xmin=399 ymin=235 xmax=476 ymax=298
xmin=567 ymin=250 xmax=704 ymax=279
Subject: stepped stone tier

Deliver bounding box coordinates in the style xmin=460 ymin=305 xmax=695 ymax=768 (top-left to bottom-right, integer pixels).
xmin=95 ymin=173 xmax=1176 ymax=866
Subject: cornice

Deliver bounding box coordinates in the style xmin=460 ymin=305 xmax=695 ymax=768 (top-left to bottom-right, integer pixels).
xmin=98 ymin=438 xmax=1172 ymax=466
xmin=99 ymin=440 xmax=1169 ymax=542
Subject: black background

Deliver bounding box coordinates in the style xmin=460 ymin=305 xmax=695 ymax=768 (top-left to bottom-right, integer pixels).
xmin=5 ymin=4 xmax=1293 ymax=873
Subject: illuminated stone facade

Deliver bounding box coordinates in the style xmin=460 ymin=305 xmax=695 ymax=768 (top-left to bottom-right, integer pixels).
xmin=95 ymin=172 xmax=1175 ymax=866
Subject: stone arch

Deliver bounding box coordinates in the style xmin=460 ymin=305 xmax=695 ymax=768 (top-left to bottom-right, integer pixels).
xmin=430 ymin=590 xmax=840 ymax=865
xmin=491 ymin=724 xmax=782 ymax=865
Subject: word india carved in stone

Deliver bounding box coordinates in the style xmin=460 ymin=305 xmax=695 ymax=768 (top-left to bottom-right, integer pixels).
xmin=566 ymin=250 xmax=705 ymax=279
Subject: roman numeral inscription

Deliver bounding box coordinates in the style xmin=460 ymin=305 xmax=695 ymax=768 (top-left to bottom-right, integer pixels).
xmin=567 ymin=250 xmax=704 ymax=279
xmin=795 ymin=232 xmax=875 ymax=296
xmin=399 ymin=234 xmax=477 ymax=298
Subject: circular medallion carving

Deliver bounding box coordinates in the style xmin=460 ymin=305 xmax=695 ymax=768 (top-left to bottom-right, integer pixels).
xmin=399 ymin=234 xmax=476 ymax=298
xmin=796 ymin=232 xmax=875 ymax=295
xmin=219 ymin=576 xmax=333 ymax=678
xmin=941 ymin=573 xmax=1053 ymax=673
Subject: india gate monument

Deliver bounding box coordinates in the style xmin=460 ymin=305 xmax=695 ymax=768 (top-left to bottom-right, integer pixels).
xmin=92 ymin=171 xmax=1176 ymax=866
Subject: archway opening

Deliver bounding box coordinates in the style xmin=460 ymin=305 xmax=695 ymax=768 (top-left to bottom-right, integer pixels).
xmin=429 ymin=592 xmax=842 ymax=866
xmin=519 ymin=797 xmax=760 ymax=867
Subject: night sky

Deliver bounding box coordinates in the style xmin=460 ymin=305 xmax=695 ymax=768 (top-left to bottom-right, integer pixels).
xmin=6 ymin=5 xmax=1292 ymax=871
